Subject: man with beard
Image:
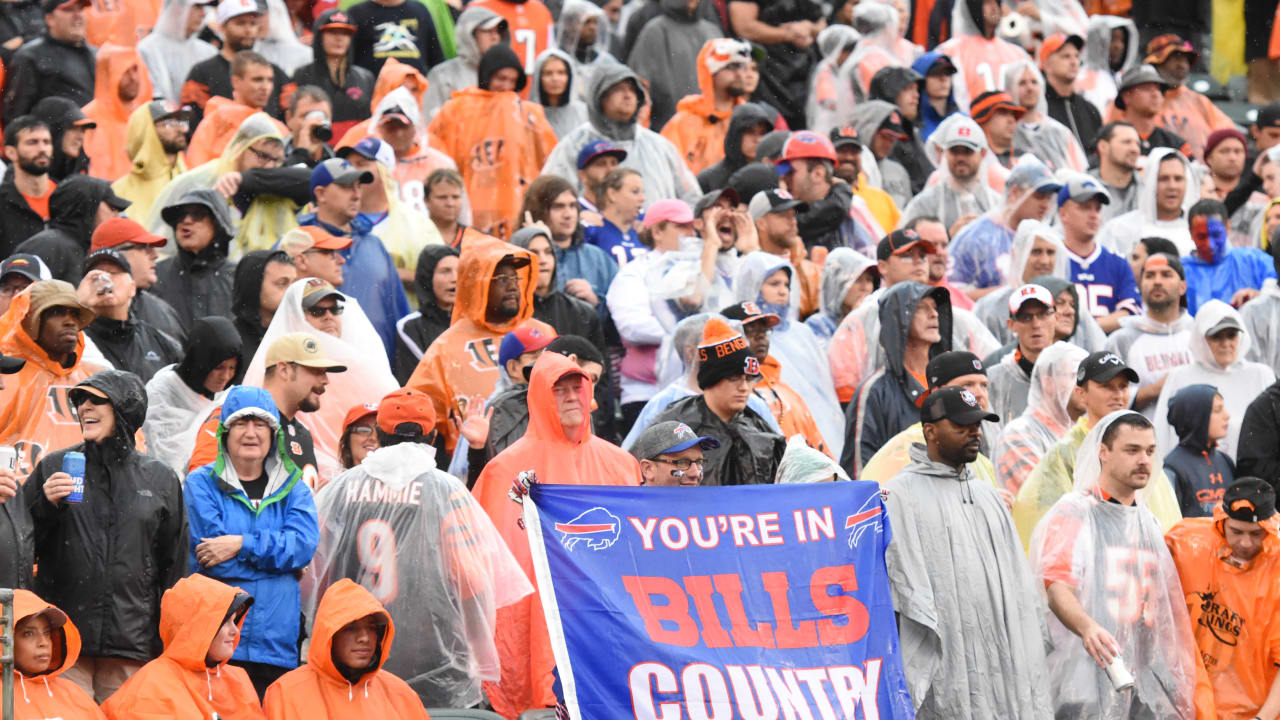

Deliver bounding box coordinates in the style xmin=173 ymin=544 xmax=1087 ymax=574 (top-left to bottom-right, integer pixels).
xmin=1105 ymin=252 xmax=1194 ymax=418
xmin=1088 ymin=122 xmax=1142 ymax=223
xmin=180 ymin=0 xmax=291 ymax=122
xmin=0 ymin=116 xmax=55 ymax=254
xmin=1 ymin=0 xmax=95 ymax=120
xmin=660 ymin=38 xmax=753 ymax=176
xmin=112 ymin=101 xmax=191 ymax=224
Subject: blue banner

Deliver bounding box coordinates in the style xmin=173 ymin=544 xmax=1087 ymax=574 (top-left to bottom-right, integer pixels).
xmin=524 ymin=482 xmax=915 ymax=720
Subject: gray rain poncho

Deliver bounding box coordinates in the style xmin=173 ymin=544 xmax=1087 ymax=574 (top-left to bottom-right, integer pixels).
xmin=555 ymin=0 xmax=616 ymax=106
xmin=423 ymin=5 xmax=505 ymax=120
xmin=839 ymin=2 xmax=911 ymax=103
xmin=806 ymin=24 xmax=859 ymax=134
xmin=530 ymin=48 xmax=590 ymax=138
xmin=540 ymin=62 xmax=701 ymax=203
xmin=994 ymin=341 xmax=1087 ymax=492
xmin=1001 ymin=60 xmax=1088 ymax=172
xmin=804 ymin=246 xmax=878 ymax=347
xmin=732 ymin=251 xmax=845 ymax=460
xmin=884 ymin=442 xmax=1053 ymax=719
xmin=775 ymin=434 xmax=850 ymax=483
xmin=1030 ymin=410 xmax=1198 ymax=720
xmin=1080 ymin=15 xmax=1140 ymax=113
xmin=901 ymin=114 xmax=1004 ymax=230
xmin=1242 ymin=270 xmax=1280 ymax=370
xmin=850 ymin=99 xmax=914 ymax=207
xmin=137 ymin=0 xmax=217 ymax=102
xmin=971 ymin=218 xmax=1067 ymax=341
xmin=258 ymin=0 xmax=311 ymax=74
xmin=1096 ymin=147 xmax=1201 ymax=258
xmin=307 ymin=441 xmax=533 ymax=708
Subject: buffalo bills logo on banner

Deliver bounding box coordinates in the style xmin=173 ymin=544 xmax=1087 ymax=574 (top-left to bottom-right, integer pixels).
xmin=556 ymin=507 xmax=622 ymax=551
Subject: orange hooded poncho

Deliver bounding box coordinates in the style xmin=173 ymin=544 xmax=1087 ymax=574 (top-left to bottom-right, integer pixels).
xmin=406 ymin=236 xmax=552 ymax=452
xmin=3 ymin=590 xmax=105 ymax=720
xmin=263 ymin=579 xmax=430 ymax=719
xmin=0 ymin=282 xmax=104 ymax=475
xmin=659 ymin=39 xmax=746 ymax=175
xmin=333 ymin=58 xmax=429 ymax=149
xmin=85 ymin=0 xmax=161 ymax=48
xmin=83 ymin=44 xmax=155 ymax=183
xmin=471 ymin=351 xmax=642 ymax=718
xmin=1166 ymin=506 xmax=1280 ymax=719
xmin=186 ymin=96 xmax=290 ymax=168
xmin=101 ymin=574 xmax=264 ymax=720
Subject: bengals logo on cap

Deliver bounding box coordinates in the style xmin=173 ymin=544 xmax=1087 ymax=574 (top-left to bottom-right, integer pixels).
xmin=775 ymin=189 xmax=794 ymax=200
xmin=330 ymin=11 xmax=349 ymax=22
xmin=744 ymin=356 xmax=760 ymax=375
xmin=742 ymin=301 xmax=762 ymax=315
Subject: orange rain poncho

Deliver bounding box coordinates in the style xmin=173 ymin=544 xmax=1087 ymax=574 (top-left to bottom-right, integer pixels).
xmin=333 ymin=58 xmax=429 ymax=149
xmin=3 ymin=590 xmax=106 ymax=720
xmin=113 ymin=101 xmax=189 ymax=223
xmin=85 ymin=0 xmax=161 ymax=48
xmin=264 ymin=579 xmax=431 ymax=719
xmin=102 ymin=574 xmax=264 ymax=720
xmin=472 ymin=352 xmax=642 ymax=718
xmin=0 ymin=284 xmax=104 ymax=475
xmin=1155 ymin=85 xmax=1237 ymax=160
xmin=186 ymin=96 xmax=290 ymax=168
xmin=427 ymin=86 xmax=557 ymax=239
xmin=659 ymin=39 xmax=746 ymax=175
xmin=1166 ymin=506 xmax=1280 ymax=719
xmin=406 ymin=236 xmax=552 ymax=452
xmin=84 ymin=44 xmax=155 ymax=183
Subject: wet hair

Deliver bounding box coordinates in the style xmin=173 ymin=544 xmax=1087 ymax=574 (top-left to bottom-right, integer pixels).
xmin=231 ymin=50 xmax=273 ymax=77
xmin=1101 ymin=412 xmax=1153 ymax=448
xmin=547 ymin=334 xmax=604 ymax=367
xmin=521 ymin=175 xmax=578 ymax=227
xmin=288 ymin=85 xmax=330 ymax=117
xmin=425 ymin=168 xmax=464 ymax=198
xmin=595 ymin=167 xmax=641 ymax=211
xmin=4 ymin=115 xmax=49 ymax=147
xmin=1137 ymin=236 xmax=1179 ymax=258
xmin=1188 ymin=198 xmax=1227 ymax=225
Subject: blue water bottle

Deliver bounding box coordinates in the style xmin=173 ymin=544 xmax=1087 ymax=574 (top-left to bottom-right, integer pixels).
xmin=63 ymin=451 xmax=85 ymax=503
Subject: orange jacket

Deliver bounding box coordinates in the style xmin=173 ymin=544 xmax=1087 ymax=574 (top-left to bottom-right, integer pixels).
xmin=83 ymin=44 xmax=154 ymax=183
xmin=406 ymin=236 xmax=552 ymax=452
xmin=86 ymin=0 xmax=161 ymax=48
xmin=102 ymin=575 xmax=264 ymax=720
xmin=469 ymin=0 xmax=552 ymax=94
xmin=1166 ymin=509 xmax=1280 ymax=719
xmin=263 ymin=579 xmax=431 ymax=720
xmin=754 ymin=355 xmax=831 ymax=457
xmin=659 ymin=40 xmax=745 ymax=175
xmin=334 ymin=59 xmax=429 ymax=149
xmin=0 ymin=287 xmax=104 ymax=475
xmin=426 ymin=88 xmax=557 ymax=239
xmin=471 ymin=352 xmax=642 ymax=718
xmin=187 ymin=96 xmax=290 ymax=168
xmin=3 ymin=590 xmax=105 ymax=720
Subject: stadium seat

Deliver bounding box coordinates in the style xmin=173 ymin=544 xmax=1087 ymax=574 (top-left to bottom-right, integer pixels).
xmin=425 ymin=710 xmax=506 ymax=719
xmin=1188 ymin=73 xmax=1231 ymax=101
xmin=517 ymin=711 xmax=558 ymax=720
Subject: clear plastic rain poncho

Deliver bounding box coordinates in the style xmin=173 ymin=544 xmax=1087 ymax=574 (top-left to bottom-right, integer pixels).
xmin=972 ymin=218 xmax=1069 ymax=342
xmin=775 ymin=434 xmax=850 ymax=483
xmin=1152 ymin=300 xmax=1276 ymax=460
xmin=244 ymin=279 xmax=400 ymax=483
xmin=1001 ymin=60 xmax=1088 ymax=172
xmin=731 ymin=252 xmax=845 ymax=460
xmin=1031 ymin=0 xmax=1089 ymax=38
xmin=804 ymin=247 xmax=879 ymax=347
xmin=144 ymin=370 xmax=226 ymax=476
xmin=1096 ymin=147 xmax=1201 ymax=258
xmin=258 ymin=0 xmax=312 ymax=75
xmin=1029 ymin=410 xmax=1198 ymax=720
xmin=554 ymin=0 xmax=614 ymax=106
xmin=306 ymin=441 xmax=533 ymax=708
xmin=902 ymin=114 xmax=1006 ymax=230
xmin=1079 ymin=16 xmax=1140 ymax=112
xmin=840 ymin=2 xmax=907 ymax=103
xmin=137 ymin=0 xmax=218 ymax=102
xmin=994 ymin=341 xmax=1087 ymax=493
xmin=806 ymin=24 xmax=860 ymax=135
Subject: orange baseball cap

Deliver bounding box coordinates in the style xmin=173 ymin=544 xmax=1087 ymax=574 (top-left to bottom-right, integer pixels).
xmin=1039 ymin=33 xmax=1084 ymax=67
xmin=377 ymin=388 xmax=437 ymax=437
xmin=279 ymin=226 xmax=353 ymax=257
xmin=90 ymin=217 xmax=167 ymax=252
xmin=342 ymin=402 xmax=379 ymax=432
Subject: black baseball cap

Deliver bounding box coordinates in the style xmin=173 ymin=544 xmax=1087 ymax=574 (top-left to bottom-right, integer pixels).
xmin=921 ymin=385 xmax=999 ymax=425
xmin=720 ymin=301 xmax=780 ymax=329
xmin=829 ymin=125 xmax=862 ymax=150
xmin=1222 ymin=477 xmax=1277 ymax=522
xmin=926 ymin=351 xmax=985 ymax=389
xmin=1256 ymin=102 xmax=1280 ymax=130
xmin=876 ymin=228 xmax=937 ymax=261
xmin=1075 ymin=351 xmax=1140 ymax=386
xmin=693 ymin=187 xmax=740 ymax=217
xmin=0 ymin=254 xmax=45 ymax=283
xmin=83 ymin=248 xmax=131 ymax=276
xmin=877 ymin=110 xmax=910 ymax=141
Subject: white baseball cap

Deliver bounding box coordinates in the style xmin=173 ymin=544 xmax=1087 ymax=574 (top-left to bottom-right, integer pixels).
xmin=939 ymin=117 xmax=984 ymax=151
xmin=217 ymin=0 xmax=260 ymax=25
xmin=1008 ymin=283 xmax=1055 ymax=315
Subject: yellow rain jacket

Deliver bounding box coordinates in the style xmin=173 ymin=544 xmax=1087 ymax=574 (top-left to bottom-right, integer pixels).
xmin=113 ymin=102 xmax=189 ymax=224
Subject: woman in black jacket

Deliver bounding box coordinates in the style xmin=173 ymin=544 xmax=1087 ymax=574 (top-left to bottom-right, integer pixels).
xmin=289 ymin=10 xmax=375 ymax=137
xmin=394 ymin=244 xmax=460 ymax=384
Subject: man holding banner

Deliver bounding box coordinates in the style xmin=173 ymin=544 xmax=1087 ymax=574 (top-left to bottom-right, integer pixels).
xmin=883 ymin=386 xmax=1054 ymax=718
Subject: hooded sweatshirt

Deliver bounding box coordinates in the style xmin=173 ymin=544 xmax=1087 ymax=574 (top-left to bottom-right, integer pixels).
xmin=807 ymin=23 xmax=859 ymax=134
xmin=83 ymin=45 xmax=155 ymax=183
xmin=1154 ymin=300 xmax=1276 ymax=461
xmin=625 ymin=0 xmax=723 ymax=130
xmin=851 ymin=99 xmax=915 ymax=208
xmin=868 ymin=65 xmax=936 ymax=193
xmin=555 ymin=0 xmax=614 ymax=103
xmin=845 ymin=282 xmax=952 ymax=475
xmin=1105 ymin=309 xmax=1196 ymax=418
xmin=539 ymin=63 xmax=702 ymax=204
xmin=24 ymin=369 xmax=189 ymax=663
xmin=112 ymin=103 xmax=189 ymax=224
xmin=101 ymin=574 xmax=263 ymax=720
xmin=528 ymin=48 xmax=589 ymax=138
xmin=137 ymin=0 xmax=218 ymax=103
xmin=151 ymin=188 xmax=238 ymax=331
xmin=394 ymin=244 xmax=460 ymax=384
xmin=288 ymin=13 xmax=376 ymax=136
xmin=1163 ymin=384 xmax=1236 ymax=517
xmin=1077 ymin=15 xmax=1139 ymax=112
xmin=5 ymin=590 xmax=106 ymax=720
xmin=911 ymin=50 xmax=960 ymax=140
xmin=14 ymin=176 xmax=116 ymax=284
xmin=659 ymin=38 xmax=746 ymax=175
xmin=263 ymin=579 xmax=430 ymax=719
xmin=406 ymin=236 xmax=553 ymax=452
xmin=696 ymin=101 xmax=774 ymax=193
xmin=804 ymin=246 xmax=878 ymax=345
xmin=422 ymin=5 xmax=506 ymax=119
xmin=1 ymin=28 xmax=95 ymax=121
xmin=31 ymin=96 xmax=91 ymax=181
xmin=935 ymin=0 xmax=1030 ymax=112
xmin=1096 ymin=147 xmax=1201 ymax=258
xmin=472 ymin=352 xmax=641 ymax=718
xmin=427 ymin=44 xmax=558 ymax=239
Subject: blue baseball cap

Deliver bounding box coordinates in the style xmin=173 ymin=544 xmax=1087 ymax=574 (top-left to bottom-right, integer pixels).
xmin=1057 ymin=174 xmax=1112 ymax=207
xmin=310 ymin=158 xmax=374 ymax=196
xmin=1006 ymin=157 xmax=1062 ymax=194
xmin=576 ymin=139 xmax=627 ymax=170
xmin=498 ymin=326 xmax=555 ymax=367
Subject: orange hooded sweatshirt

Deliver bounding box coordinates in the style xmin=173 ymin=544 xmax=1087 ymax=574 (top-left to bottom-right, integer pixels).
xmin=426 ymin=86 xmax=557 ymax=240
xmin=659 ymin=39 xmax=746 ymax=175
xmin=406 ymin=236 xmax=552 ymax=452
xmin=83 ymin=44 xmax=155 ymax=183
xmin=3 ymin=590 xmax=105 ymax=720
xmin=85 ymin=0 xmax=161 ymax=48
xmin=101 ymin=574 xmax=264 ymax=720
xmin=263 ymin=579 xmax=430 ymax=719
xmin=334 ymin=59 xmax=429 ymax=149
xmin=1166 ymin=506 xmax=1280 ymax=719
xmin=186 ymin=96 xmax=290 ymax=168
xmin=471 ymin=352 xmax=642 ymax=718
xmin=0 ymin=283 xmax=104 ymax=475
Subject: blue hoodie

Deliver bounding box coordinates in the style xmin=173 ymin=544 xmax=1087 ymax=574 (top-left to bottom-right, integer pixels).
xmin=911 ymin=51 xmax=961 ymax=140
xmin=1163 ymin=384 xmax=1235 ymax=518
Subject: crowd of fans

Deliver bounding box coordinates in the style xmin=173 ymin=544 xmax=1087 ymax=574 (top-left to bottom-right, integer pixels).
xmin=2 ymin=0 xmax=1280 ymax=716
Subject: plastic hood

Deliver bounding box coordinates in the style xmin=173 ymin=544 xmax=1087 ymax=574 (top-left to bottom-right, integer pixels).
xmin=1189 ymin=300 xmax=1252 ymax=371
xmin=1027 ymin=341 xmax=1088 ymax=433
xmin=1136 ymin=147 xmax=1199 ymax=224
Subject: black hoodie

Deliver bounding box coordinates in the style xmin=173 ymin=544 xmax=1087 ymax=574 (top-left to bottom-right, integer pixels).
xmin=1 ymin=31 xmax=95 ymax=121
xmin=394 ymin=244 xmax=459 ymax=384
xmin=13 ymin=175 xmax=113 ymax=284
xmin=24 ymin=369 xmax=189 ymax=662
xmin=868 ymin=66 xmax=935 ymax=194
xmin=289 ymin=11 xmax=376 ymax=125
xmin=31 ymin=96 xmax=91 ymax=181
xmin=230 ymin=250 xmax=289 ymax=365
xmin=477 ymin=44 xmax=527 ymax=92
xmin=152 ymin=189 xmax=238 ymax=332
xmin=84 ymin=307 xmax=182 ymax=384
xmin=697 ymin=102 xmax=775 ymax=193
xmin=176 ymin=316 xmax=246 ymax=398
xmin=1164 ymin=383 xmax=1235 ymax=518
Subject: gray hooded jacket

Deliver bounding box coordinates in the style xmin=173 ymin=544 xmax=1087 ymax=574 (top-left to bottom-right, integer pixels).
xmin=423 ymin=6 xmax=505 ymax=119
xmin=625 ymin=0 xmax=722 ymax=129
xmin=530 ymin=48 xmax=590 ymax=138
xmin=851 ymin=100 xmax=914 ymax=208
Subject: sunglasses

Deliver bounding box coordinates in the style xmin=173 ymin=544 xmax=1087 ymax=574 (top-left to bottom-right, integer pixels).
xmin=306 ymin=303 xmax=345 ymax=318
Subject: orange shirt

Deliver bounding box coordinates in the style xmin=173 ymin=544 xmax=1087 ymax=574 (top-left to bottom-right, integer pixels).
xmin=469 ymin=0 xmax=553 ymax=90
xmin=22 ymin=182 xmax=56 ymax=220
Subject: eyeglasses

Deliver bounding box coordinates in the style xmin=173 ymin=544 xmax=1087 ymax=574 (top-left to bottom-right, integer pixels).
xmin=155 ymin=118 xmax=189 ymax=130
xmin=348 ymin=425 xmax=375 ymax=436
xmin=306 ymin=303 xmax=345 ymax=318
xmin=1013 ymin=308 xmax=1056 ymax=323
xmin=491 ymin=273 xmax=521 ymax=287
xmin=246 ymin=145 xmax=284 ymax=166
xmin=651 ymin=457 xmax=705 ymax=471
xmin=303 ymin=248 xmax=338 ymax=257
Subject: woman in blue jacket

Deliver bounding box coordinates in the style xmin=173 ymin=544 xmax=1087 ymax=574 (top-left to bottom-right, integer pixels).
xmin=183 ymin=385 xmax=319 ymax=699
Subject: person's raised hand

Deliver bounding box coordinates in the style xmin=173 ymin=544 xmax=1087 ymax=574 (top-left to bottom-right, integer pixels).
xmin=731 ymin=211 xmax=760 ymax=254
xmin=454 ymin=399 xmax=494 ymax=449
xmin=43 ymin=471 xmax=74 ymax=505
xmin=580 ymin=210 xmax=604 ymax=228
xmin=564 ymin=278 xmax=598 ymax=306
